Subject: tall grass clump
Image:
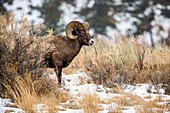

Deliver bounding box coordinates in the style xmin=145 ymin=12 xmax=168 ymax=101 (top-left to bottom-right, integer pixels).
xmin=68 ymin=34 xmax=170 ymax=91
xmin=0 ymin=13 xmax=69 ymax=112
xmin=79 ymin=87 xmax=100 ymax=113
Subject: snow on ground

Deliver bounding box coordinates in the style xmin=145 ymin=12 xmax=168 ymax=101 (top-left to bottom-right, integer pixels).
xmin=0 ymin=98 xmax=23 ymax=112
xmin=0 ymin=72 xmax=170 ymax=112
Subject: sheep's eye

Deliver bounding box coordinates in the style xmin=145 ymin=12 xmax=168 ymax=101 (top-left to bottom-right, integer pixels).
xmin=80 ymin=32 xmax=84 ymax=36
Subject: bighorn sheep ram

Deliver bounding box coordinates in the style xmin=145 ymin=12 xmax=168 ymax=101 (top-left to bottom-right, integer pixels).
xmin=44 ymin=21 xmax=94 ymax=84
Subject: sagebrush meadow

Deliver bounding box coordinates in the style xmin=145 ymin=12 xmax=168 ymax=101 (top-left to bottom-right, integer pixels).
xmin=0 ymin=13 xmax=169 ymax=112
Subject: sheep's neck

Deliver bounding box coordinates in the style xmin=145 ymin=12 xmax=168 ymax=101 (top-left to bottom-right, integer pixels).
xmin=67 ymin=38 xmax=82 ymax=55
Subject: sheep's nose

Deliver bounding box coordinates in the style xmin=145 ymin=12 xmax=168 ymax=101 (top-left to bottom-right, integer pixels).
xmin=89 ymin=39 xmax=94 ymax=46
xmin=91 ymin=40 xmax=94 ymax=43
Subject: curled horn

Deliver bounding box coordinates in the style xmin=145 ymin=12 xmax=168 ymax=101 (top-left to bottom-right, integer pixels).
xmin=66 ymin=21 xmax=85 ymax=39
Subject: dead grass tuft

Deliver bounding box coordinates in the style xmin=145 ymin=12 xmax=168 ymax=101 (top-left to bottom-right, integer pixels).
xmin=79 ymin=87 xmax=100 ymax=113
xmin=108 ymin=104 xmax=123 ymax=113
xmin=2 ymin=70 xmax=69 ymax=112
xmin=109 ymin=94 xmax=144 ymax=106
xmin=108 ymin=93 xmax=166 ymax=112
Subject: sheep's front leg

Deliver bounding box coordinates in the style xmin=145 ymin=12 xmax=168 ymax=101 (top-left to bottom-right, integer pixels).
xmin=54 ymin=67 xmax=62 ymax=84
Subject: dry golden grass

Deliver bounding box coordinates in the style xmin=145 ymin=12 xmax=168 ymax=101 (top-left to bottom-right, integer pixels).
xmin=109 ymin=85 xmax=125 ymax=94
xmin=107 ymin=104 xmax=123 ymax=113
xmin=67 ymin=34 xmax=170 ymax=90
xmin=135 ymin=101 xmax=165 ymax=113
xmin=3 ymin=69 xmax=69 ymax=112
xmin=108 ymin=94 xmax=144 ymax=106
xmin=107 ymin=93 xmax=166 ymax=113
xmin=79 ymin=87 xmax=100 ymax=113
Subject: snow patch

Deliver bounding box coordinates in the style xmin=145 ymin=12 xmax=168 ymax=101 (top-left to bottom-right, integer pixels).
xmin=0 ymin=98 xmax=23 ymax=112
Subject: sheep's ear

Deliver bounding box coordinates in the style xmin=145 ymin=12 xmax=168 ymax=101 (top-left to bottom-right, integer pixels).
xmin=72 ymin=28 xmax=79 ymax=36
